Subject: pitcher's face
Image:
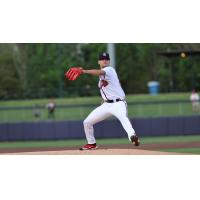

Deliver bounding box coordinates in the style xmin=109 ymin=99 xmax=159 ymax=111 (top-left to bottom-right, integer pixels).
xmin=98 ymin=59 xmax=110 ymax=68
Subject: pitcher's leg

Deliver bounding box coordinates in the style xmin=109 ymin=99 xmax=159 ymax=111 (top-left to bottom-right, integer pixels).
xmin=83 ymin=103 xmax=111 ymax=144
xmin=111 ymin=101 xmax=136 ymax=139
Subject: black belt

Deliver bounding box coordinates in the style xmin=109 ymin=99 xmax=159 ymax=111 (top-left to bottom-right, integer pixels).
xmin=105 ymin=98 xmax=122 ymax=103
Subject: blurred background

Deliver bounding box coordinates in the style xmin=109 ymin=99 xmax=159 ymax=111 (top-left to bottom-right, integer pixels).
xmin=1 ymin=43 xmax=200 ymax=122
xmin=1 ymin=43 xmax=200 ymax=99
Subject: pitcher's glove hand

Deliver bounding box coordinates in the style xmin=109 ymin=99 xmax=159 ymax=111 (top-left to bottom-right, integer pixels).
xmin=65 ymin=67 xmax=83 ymax=81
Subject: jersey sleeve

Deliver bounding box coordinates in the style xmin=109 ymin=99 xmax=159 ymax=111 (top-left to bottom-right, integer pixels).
xmin=102 ymin=67 xmax=113 ymax=77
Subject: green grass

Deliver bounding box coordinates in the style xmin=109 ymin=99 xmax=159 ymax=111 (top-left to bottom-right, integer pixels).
xmin=1 ymin=92 xmax=199 ymax=123
xmin=140 ymin=135 xmax=200 ymax=143
xmin=0 ymin=139 xmax=86 ymax=149
xmin=143 ymin=135 xmax=200 ymax=154
xmin=126 ymin=93 xmax=191 ymax=102
xmin=160 ymin=148 xmax=200 ymax=154
xmin=0 ymin=92 xmax=192 ymax=106
xmin=0 ymin=135 xmax=200 ymax=149
xmin=0 ymin=96 xmax=102 ymax=107
xmin=0 ymin=138 xmax=129 ymax=149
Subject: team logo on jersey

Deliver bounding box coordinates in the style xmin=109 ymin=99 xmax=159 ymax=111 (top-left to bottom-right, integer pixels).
xmin=100 ymin=80 xmax=108 ymax=88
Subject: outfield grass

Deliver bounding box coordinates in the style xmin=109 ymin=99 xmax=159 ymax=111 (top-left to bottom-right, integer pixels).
xmin=0 ymin=135 xmax=200 ymax=149
xmin=140 ymin=135 xmax=200 ymax=143
xmin=0 ymin=135 xmax=200 ymax=154
xmin=1 ymin=92 xmax=199 ymax=123
xmin=0 ymin=92 xmax=192 ymax=106
xmin=0 ymin=139 xmax=86 ymax=149
xmin=160 ymin=148 xmax=200 ymax=154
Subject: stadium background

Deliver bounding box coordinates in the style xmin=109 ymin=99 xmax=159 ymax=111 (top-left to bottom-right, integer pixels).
xmin=1 ymin=43 xmax=200 ymax=154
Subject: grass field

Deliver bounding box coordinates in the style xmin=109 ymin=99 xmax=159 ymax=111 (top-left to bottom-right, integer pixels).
xmin=0 ymin=92 xmax=199 ymax=122
xmin=0 ymin=135 xmax=200 ymax=154
xmin=0 ymin=92 xmax=192 ymax=106
xmin=161 ymin=148 xmax=200 ymax=154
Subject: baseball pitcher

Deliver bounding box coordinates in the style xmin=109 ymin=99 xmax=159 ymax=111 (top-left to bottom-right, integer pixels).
xmin=65 ymin=52 xmax=140 ymax=150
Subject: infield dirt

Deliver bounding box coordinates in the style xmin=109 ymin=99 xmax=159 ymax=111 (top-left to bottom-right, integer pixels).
xmin=1 ymin=142 xmax=199 ymax=155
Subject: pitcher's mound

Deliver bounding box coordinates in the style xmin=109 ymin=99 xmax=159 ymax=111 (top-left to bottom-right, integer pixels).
xmin=4 ymin=148 xmax=183 ymax=155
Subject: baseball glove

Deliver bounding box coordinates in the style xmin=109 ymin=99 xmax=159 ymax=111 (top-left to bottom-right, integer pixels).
xmin=65 ymin=67 xmax=83 ymax=81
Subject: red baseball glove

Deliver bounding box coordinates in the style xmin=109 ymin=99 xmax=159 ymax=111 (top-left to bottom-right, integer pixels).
xmin=65 ymin=67 xmax=83 ymax=81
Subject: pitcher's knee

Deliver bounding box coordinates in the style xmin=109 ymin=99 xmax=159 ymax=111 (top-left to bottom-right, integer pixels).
xmin=83 ymin=119 xmax=93 ymax=128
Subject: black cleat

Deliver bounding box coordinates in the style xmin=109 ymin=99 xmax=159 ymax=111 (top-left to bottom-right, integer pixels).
xmin=130 ymin=135 xmax=140 ymax=146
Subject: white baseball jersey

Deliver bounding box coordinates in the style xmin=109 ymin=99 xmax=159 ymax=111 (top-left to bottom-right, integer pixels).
xmin=98 ymin=66 xmax=125 ymax=100
xmin=190 ymin=93 xmax=199 ymax=102
xmin=83 ymin=65 xmax=136 ymax=144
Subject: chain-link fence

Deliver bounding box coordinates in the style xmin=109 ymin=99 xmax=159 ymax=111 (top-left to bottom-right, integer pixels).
xmin=0 ymin=100 xmax=199 ymax=123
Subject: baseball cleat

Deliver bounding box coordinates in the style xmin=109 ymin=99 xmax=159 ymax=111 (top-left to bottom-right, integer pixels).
xmin=79 ymin=143 xmax=97 ymax=150
xmin=130 ymin=135 xmax=140 ymax=146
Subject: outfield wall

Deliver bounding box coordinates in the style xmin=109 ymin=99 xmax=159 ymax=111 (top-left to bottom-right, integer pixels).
xmin=0 ymin=116 xmax=200 ymax=141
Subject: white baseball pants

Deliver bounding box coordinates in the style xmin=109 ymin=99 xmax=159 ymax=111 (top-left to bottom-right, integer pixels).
xmin=83 ymin=101 xmax=136 ymax=144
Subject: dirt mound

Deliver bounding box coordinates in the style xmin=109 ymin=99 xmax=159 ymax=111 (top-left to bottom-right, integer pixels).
xmin=1 ymin=142 xmax=199 ymax=155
